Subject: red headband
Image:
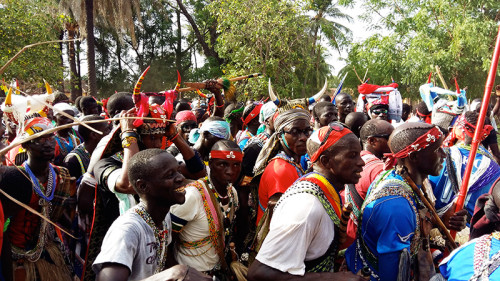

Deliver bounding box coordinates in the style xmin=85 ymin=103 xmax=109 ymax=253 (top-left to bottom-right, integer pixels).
xmin=209 ymin=150 xmax=243 ymax=162
xmin=416 ymin=109 xmax=432 ymax=124
xmin=242 ymin=103 xmax=263 ymax=129
xmin=384 ymin=126 xmax=443 ymax=170
xmin=175 ymin=110 xmax=197 ymax=124
xmin=443 ymin=115 xmax=493 ymax=147
xmin=310 ymin=124 xmax=352 ymax=163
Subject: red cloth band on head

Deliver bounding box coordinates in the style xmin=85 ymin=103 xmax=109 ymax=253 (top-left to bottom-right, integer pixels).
xmin=384 ymin=126 xmax=443 ymax=170
xmin=175 ymin=110 xmax=197 ymax=124
xmin=443 ymin=115 xmax=493 ymax=147
xmin=209 ymin=150 xmax=243 ymax=161
xmin=416 ymin=109 xmax=432 ymax=124
xmin=310 ymin=125 xmax=351 ymax=163
xmin=242 ymin=103 xmax=263 ymax=129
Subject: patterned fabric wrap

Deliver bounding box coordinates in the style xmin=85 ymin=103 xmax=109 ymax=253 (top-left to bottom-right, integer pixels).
xmin=429 ymin=144 xmax=500 ymax=217
xmin=253 ymin=109 xmax=310 ymax=176
xmin=259 ymin=101 xmax=277 ymax=124
xmin=199 ymin=120 xmax=231 ymax=140
xmin=23 ymin=117 xmax=54 ymax=138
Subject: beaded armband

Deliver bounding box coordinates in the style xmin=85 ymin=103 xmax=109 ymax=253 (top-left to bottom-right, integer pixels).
xmin=122 ymin=136 xmax=138 ymax=148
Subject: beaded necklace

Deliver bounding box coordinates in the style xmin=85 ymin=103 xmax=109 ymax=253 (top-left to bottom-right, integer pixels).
xmin=23 ymin=161 xmax=56 ymax=202
xmin=55 ymin=129 xmax=78 ymax=155
xmin=206 ymin=177 xmax=234 ymax=221
xmin=470 ymin=232 xmax=500 ymax=280
xmin=133 ymin=203 xmax=168 ymax=273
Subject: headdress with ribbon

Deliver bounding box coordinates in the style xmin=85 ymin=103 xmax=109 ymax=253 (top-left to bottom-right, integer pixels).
xmin=384 ymin=125 xmax=443 ymax=170
xmin=268 ymin=78 xmax=327 ymax=113
xmin=443 ymin=114 xmax=493 ymax=147
xmin=419 ymin=75 xmax=467 ymax=129
xmin=356 ymin=82 xmax=402 ymax=121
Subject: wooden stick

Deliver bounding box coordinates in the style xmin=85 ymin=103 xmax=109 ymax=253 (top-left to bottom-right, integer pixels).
xmin=363 ymin=68 xmax=369 ymax=82
xmin=0 ymin=116 xmax=175 ymax=156
xmin=177 ymin=72 xmax=262 ymax=92
xmin=353 ymin=67 xmax=364 ymax=84
xmin=0 ymin=39 xmax=80 ymax=76
xmin=435 ymin=65 xmax=448 ymax=90
xmin=398 ymin=167 xmax=457 ymax=251
xmin=0 ymin=80 xmax=102 ymax=135
xmin=0 ymin=188 xmax=76 ymax=239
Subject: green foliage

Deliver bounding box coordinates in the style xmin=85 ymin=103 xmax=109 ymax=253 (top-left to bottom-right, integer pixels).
xmin=0 ymin=0 xmax=63 ymax=87
xmin=341 ymin=0 xmax=500 ymax=100
xmin=208 ymin=0 xmax=331 ymax=100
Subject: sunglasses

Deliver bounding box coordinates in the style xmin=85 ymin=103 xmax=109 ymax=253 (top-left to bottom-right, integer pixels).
xmin=284 ymin=127 xmax=314 ymax=137
xmin=319 ymin=122 xmax=345 ymax=146
xmin=372 ymin=109 xmax=388 ymax=115
xmin=368 ymin=133 xmax=390 ymax=140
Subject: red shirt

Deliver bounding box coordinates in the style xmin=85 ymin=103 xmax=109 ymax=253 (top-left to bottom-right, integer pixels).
xmin=341 ymin=150 xmax=384 ymax=249
xmin=257 ymin=158 xmax=303 ymax=224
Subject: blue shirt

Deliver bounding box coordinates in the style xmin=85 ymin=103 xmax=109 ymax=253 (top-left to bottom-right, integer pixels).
xmin=439 ymin=234 xmax=500 ymax=280
xmin=429 ymin=144 xmax=500 ymax=218
xmin=345 ymin=169 xmax=418 ymax=281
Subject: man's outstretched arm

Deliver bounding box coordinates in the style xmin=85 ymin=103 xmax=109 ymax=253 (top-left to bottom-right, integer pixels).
xmin=248 ymin=260 xmax=366 ymax=281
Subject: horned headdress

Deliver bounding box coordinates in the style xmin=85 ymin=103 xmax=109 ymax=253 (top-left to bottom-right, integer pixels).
xmin=268 ymin=78 xmax=328 ymax=113
xmin=419 ymin=74 xmax=466 ymax=129
xmin=1 ymin=80 xmax=55 ymax=135
xmin=131 ymin=66 xmax=180 ymax=134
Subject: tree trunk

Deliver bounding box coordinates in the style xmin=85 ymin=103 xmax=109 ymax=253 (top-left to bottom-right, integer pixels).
xmin=58 ymin=30 xmax=66 ymax=93
xmin=86 ymin=0 xmax=97 ymax=96
xmin=175 ymin=0 xmax=223 ymax=65
xmin=76 ymin=35 xmax=83 ymax=97
xmin=175 ymin=9 xmax=182 ymax=74
xmin=68 ymin=25 xmax=81 ymax=101
xmin=116 ymin=37 xmax=122 ymax=73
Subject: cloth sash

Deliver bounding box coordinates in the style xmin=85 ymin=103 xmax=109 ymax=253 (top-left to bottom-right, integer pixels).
xmin=298 ymin=173 xmax=342 ymax=219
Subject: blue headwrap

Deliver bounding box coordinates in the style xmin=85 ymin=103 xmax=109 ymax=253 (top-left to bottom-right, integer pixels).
xmin=189 ymin=120 xmax=230 ymax=143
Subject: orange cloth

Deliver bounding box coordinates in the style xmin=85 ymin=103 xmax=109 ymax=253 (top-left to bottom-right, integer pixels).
xmin=257 ymin=158 xmax=302 ymax=224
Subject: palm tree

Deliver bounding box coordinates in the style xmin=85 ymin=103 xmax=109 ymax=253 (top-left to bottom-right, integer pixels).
xmin=59 ymin=0 xmax=141 ymax=96
xmin=307 ymin=0 xmax=353 ymax=87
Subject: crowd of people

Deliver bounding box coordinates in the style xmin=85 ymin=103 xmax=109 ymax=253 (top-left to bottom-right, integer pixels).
xmin=1 ymin=74 xmax=500 ymax=281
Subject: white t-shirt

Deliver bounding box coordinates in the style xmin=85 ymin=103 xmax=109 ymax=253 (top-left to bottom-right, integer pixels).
xmin=93 ymin=205 xmax=172 ymax=281
xmin=170 ymin=182 xmax=238 ymax=272
xmin=107 ymin=168 xmax=137 ymax=214
xmin=256 ymin=185 xmax=335 ymax=276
